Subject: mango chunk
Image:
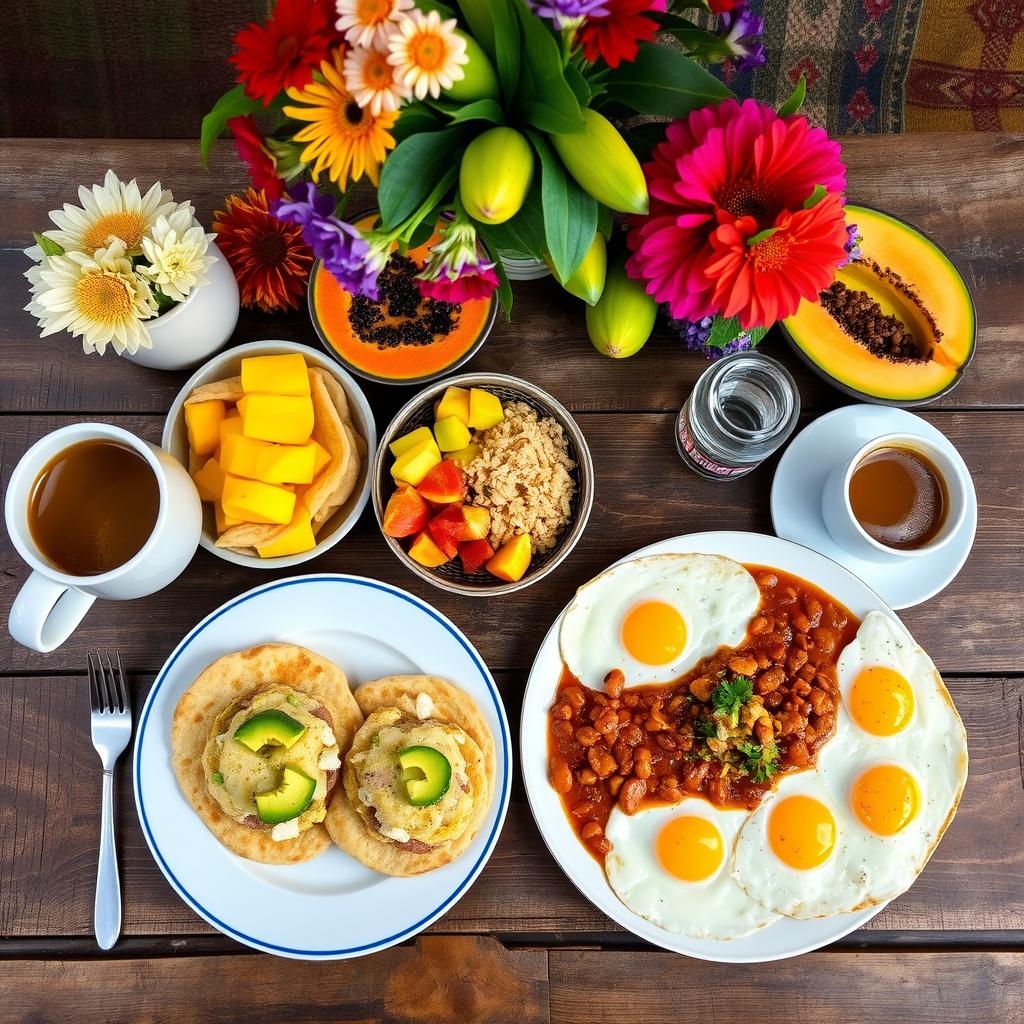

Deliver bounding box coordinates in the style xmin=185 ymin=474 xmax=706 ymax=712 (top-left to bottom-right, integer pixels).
xmin=486 ymin=534 xmax=532 ymax=582
xmin=408 ymin=530 xmax=450 ymax=568
xmin=221 ymin=475 xmax=296 ymax=525
xmin=434 ymin=415 xmax=472 ymax=453
xmin=185 ymin=400 xmax=226 ymax=456
xmin=220 ymin=433 xmax=273 ymax=480
xmin=390 ymin=426 xmax=438 ymax=459
xmin=237 ymin=393 xmax=314 ymax=444
xmin=436 ymin=386 xmax=471 ymax=425
xmin=311 ymin=440 xmax=331 ymax=477
xmin=214 ymin=500 xmax=244 ymax=534
xmin=256 ymin=507 xmax=317 ymax=558
xmin=469 ymin=388 xmax=504 ymax=430
xmin=241 ymin=353 xmax=311 ymax=397
xmin=192 ymin=457 xmax=226 ymax=503
xmin=256 ymin=441 xmax=318 ymax=485
xmin=219 ymin=413 xmax=244 ymax=448
xmin=392 ymin=441 xmax=442 ymax=486
xmin=448 ymin=443 xmax=481 ymax=468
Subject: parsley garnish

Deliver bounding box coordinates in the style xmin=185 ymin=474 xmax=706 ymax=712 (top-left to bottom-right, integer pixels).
xmin=695 ymin=719 xmax=718 ymax=740
xmin=211 ymin=771 xmax=224 ymax=786
xmin=710 ymin=675 xmax=753 ymax=727
xmin=736 ymin=741 xmax=780 ymax=783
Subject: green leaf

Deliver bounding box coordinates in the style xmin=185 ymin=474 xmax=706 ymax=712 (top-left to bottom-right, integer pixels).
xmin=803 ymin=184 xmax=827 ymax=209
xmin=200 ymin=85 xmax=264 ymax=167
xmin=32 ymin=232 xmax=64 ymax=257
xmin=602 ymin=42 xmax=732 ymax=118
xmin=392 ymin=104 xmax=444 ymax=144
xmin=447 ymin=98 xmax=506 ymax=125
xmin=597 ymin=202 xmax=613 ymax=240
xmin=746 ymin=227 xmax=779 ymax=246
xmin=406 ymin=205 xmax=444 ymax=250
xmin=655 ymin=13 xmax=726 ymax=56
xmin=152 ymin=288 xmax=177 ymax=314
xmin=704 ymin=315 xmax=743 ymax=350
xmin=778 ymin=73 xmax=807 ymax=118
xmin=377 ymin=128 xmax=468 ymax=228
xmin=477 ymin=224 xmax=514 ymax=317
xmin=622 ymin=120 xmax=670 ymax=164
xmin=458 ymin=0 xmax=496 ymax=62
xmin=564 ymin=63 xmax=591 ymax=107
xmin=481 ymin=0 xmax=520 ymax=101
xmin=513 ymin=0 xmax=583 ymax=132
xmin=528 ymin=131 xmax=597 ymax=282
xmin=414 ymin=0 xmax=456 ymax=15
xmin=473 ymin=178 xmax=546 ymax=259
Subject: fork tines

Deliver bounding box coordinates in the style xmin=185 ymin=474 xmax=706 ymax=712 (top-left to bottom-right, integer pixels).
xmin=87 ymin=652 xmax=130 ymax=715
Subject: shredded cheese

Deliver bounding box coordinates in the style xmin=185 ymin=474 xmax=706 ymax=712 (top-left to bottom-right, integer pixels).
xmin=271 ymin=819 xmax=300 ymax=842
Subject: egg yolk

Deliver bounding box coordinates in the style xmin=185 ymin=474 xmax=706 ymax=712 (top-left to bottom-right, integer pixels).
xmin=768 ymin=795 xmax=837 ymax=870
xmin=849 ymin=666 xmax=915 ymax=736
xmin=656 ymin=815 xmax=724 ymax=882
xmin=621 ymin=601 xmax=687 ymax=665
xmin=852 ymin=764 xmax=921 ymax=836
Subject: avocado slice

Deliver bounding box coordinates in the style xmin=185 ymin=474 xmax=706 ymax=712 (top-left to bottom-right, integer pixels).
xmin=255 ymin=764 xmax=317 ymax=824
xmin=233 ymin=709 xmax=306 ymax=753
xmin=398 ymin=745 xmax=452 ymax=807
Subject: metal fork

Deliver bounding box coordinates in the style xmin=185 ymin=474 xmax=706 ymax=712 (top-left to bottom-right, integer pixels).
xmin=88 ymin=652 xmax=132 ymax=950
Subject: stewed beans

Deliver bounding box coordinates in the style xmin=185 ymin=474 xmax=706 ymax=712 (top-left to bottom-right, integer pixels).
xmin=547 ymin=566 xmax=859 ymax=860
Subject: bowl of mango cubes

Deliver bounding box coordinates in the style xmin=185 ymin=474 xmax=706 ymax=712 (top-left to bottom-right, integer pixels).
xmin=373 ymin=372 xmax=594 ymax=596
xmin=163 ymin=340 xmax=376 ymax=568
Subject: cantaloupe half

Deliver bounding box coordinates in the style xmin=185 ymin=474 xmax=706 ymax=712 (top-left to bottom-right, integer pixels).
xmin=783 ymin=205 xmax=976 ymax=405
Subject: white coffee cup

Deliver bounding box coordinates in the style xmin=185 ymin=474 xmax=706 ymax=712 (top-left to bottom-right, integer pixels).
xmin=5 ymin=423 xmax=202 ymax=652
xmin=821 ymin=431 xmax=968 ymax=562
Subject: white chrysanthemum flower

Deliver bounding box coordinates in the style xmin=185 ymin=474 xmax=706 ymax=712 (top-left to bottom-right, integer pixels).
xmin=38 ymin=169 xmax=192 ymax=257
xmin=138 ymin=213 xmax=216 ymax=303
xmin=387 ymin=9 xmax=468 ymax=100
xmin=336 ymin=0 xmax=413 ymax=49
xmin=24 ymin=239 xmax=158 ymax=355
xmin=343 ymin=43 xmax=410 ymax=116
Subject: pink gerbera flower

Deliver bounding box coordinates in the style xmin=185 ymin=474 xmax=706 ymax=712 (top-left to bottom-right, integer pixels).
xmin=626 ymin=99 xmax=848 ymax=329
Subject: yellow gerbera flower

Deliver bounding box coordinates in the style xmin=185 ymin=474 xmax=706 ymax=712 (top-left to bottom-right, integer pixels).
xmin=284 ymin=51 xmax=398 ymax=189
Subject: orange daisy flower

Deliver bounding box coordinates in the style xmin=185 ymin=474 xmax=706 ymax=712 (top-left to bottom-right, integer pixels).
xmin=212 ymin=188 xmax=313 ymax=313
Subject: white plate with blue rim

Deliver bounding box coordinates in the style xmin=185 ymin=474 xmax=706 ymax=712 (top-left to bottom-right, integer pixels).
xmin=521 ymin=532 xmax=900 ymax=963
xmin=134 ymin=574 xmax=511 ymax=960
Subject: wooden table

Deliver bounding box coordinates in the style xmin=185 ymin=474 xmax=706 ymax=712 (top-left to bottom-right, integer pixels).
xmin=1 ymin=135 xmax=1023 ymax=1023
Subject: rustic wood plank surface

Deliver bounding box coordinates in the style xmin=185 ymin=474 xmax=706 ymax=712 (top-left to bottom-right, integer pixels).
xmin=2 ymin=674 xmax=1022 ymax=940
xmin=1 ymin=410 xmax=1019 ymax=675
xmin=1 ymin=135 xmax=1022 ymax=1022
xmin=0 ymin=135 xmax=1021 ymax=416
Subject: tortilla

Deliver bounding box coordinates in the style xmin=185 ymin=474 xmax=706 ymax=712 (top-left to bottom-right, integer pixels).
xmin=171 ymin=643 xmax=363 ymax=864
xmin=324 ymin=675 xmax=496 ymax=876
xmin=185 ymin=376 xmax=244 ymax=405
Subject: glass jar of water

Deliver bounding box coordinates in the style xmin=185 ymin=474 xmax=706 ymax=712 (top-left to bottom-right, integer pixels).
xmin=675 ymin=351 xmax=800 ymax=480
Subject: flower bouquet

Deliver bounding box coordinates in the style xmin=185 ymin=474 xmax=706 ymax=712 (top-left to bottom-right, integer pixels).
xmin=203 ymin=0 xmax=852 ymax=360
xmin=24 ymin=171 xmax=220 ymax=358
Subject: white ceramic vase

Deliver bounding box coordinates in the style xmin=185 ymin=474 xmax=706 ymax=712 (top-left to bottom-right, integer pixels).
xmin=123 ymin=243 xmax=240 ymax=371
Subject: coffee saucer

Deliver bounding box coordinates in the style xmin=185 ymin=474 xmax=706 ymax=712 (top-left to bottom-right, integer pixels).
xmin=770 ymin=404 xmax=976 ymax=609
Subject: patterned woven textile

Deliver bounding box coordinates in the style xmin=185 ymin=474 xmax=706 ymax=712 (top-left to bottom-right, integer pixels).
xmin=2 ymin=0 xmax=1021 ymax=136
xmin=721 ymin=0 xmax=1024 ymax=133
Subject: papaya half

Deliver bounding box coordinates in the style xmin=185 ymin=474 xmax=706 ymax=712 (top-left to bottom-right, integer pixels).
xmin=782 ymin=205 xmax=975 ymax=406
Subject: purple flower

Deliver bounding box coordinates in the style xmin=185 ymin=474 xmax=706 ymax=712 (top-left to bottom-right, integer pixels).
xmin=528 ymin=0 xmax=609 ymax=27
xmin=670 ymin=314 xmax=754 ymax=361
xmin=271 ymin=182 xmax=381 ymax=299
xmin=838 ymin=223 xmax=863 ymax=268
xmin=717 ymin=3 xmax=765 ymax=73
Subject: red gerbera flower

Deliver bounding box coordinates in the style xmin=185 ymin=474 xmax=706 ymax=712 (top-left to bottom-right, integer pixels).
xmin=230 ymin=0 xmax=341 ymax=106
xmin=213 ymin=188 xmax=314 ymax=313
xmin=707 ymin=0 xmax=743 ymax=13
xmin=577 ymin=0 xmax=666 ymax=68
xmin=228 ymin=116 xmax=285 ymax=200
xmin=626 ymin=99 xmax=848 ymax=329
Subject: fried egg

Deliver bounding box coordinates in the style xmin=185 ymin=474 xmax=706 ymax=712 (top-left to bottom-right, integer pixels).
xmin=732 ymin=612 xmax=968 ymax=918
xmin=605 ymin=799 xmax=780 ymax=939
xmin=560 ymin=554 xmax=761 ymax=689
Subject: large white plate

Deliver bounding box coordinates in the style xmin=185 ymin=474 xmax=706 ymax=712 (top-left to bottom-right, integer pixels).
xmin=521 ymin=531 xmax=899 ymax=963
xmin=134 ymin=574 xmax=511 ymax=960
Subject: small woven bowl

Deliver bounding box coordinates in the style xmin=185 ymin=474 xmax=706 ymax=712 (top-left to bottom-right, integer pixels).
xmin=373 ymin=372 xmax=594 ymax=596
